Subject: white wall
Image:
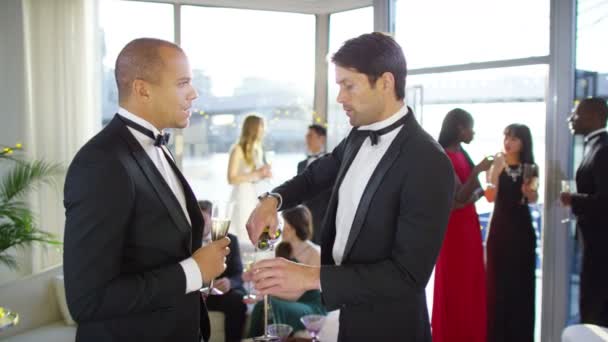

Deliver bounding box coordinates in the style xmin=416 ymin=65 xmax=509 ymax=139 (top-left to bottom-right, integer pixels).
xmin=0 ymin=0 xmax=32 ymax=284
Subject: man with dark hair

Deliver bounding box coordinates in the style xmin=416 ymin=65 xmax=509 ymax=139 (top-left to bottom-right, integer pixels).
xmin=197 ymin=200 xmax=247 ymax=342
xmin=64 ymin=38 xmax=230 ymax=342
xmin=247 ymin=32 xmax=454 ymax=341
xmin=561 ymin=97 xmax=608 ymax=327
xmin=298 ymin=124 xmax=329 ymax=243
xmin=298 ymin=124 xmax=327 ymax=175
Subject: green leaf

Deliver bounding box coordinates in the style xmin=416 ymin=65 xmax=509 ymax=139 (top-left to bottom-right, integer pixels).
xmin=0 ymin=159 xmax=62 ymax=202
xmin=0 ymin=156 xmax=63 ymax=270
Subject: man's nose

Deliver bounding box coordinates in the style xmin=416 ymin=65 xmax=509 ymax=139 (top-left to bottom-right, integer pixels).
xmin=336 ymin=89 xmax=346 ymax=104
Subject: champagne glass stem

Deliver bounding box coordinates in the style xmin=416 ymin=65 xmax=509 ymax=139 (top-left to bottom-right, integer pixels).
xmin=208 ymin=279 xmax=214 ymax=295
xmin=264 ymin=294 xmax=269 ymax=336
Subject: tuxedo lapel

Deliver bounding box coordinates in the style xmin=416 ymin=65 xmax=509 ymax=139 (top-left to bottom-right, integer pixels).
xmin=341 ymin=111 xmax=417 ymax=262
xmin=114 ymin=117 xmax=193 ymax=240
xmin=578 ymin=133 xmax=604 ymax=177
xmin=161 ymin=148 xmax=204 ymax=251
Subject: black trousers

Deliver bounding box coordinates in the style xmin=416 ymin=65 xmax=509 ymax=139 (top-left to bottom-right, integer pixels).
xmin=205 ymin=289 xmax=247 ymax=342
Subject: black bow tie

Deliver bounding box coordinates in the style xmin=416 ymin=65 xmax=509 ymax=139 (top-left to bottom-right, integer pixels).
xmin=307 ymin=153 xmax=323 ymax=159
xmin=119 ymin=115 xmax=171 ymax=147
xmin=356 ymin=114 xmax=407 ymax=145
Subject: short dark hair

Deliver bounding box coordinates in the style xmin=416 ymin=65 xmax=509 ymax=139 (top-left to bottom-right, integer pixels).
xmin=438 ymin=108 xmax=474 ymax=148
xmin=579 ymin=97 xmax=608 ymax=124
xmin=281 ymin=205 xmax=313 ymax=241
xmin=331 ymin=32 xmax=407 ymax=100
xmin=115 ymin=38 xmax=184 ymax=102
xmin=198 ymin=200 xmax=212 ymax=213
xmin=504 ymin=124 xmax=535 ymax=164
xmin=438 ymin=108 xmax=475 ymax=167
xmin=308 ymin=124 xmax=327 ymax=137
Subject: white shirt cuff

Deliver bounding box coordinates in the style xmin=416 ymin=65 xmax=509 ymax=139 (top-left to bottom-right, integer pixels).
xmin=179 ymin=257 xmax=203 ymax=294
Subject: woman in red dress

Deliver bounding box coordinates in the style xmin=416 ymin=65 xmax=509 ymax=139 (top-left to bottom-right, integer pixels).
xmin=432 ymin=108 xmax=492 ymax=342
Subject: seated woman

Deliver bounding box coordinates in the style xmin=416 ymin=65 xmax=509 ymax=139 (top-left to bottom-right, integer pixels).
xmin=247 ymin=205 xmax=327 ymax=337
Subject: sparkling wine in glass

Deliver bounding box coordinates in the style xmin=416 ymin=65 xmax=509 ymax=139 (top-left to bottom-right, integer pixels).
xmin=242 ymin=251 xmax=258 ymax=303
xmin=253 ymin=219 xmax=283 ymax=342
xmin=561 ymin=180 xmax=577 ymax=223
xmin=201 ymin=201 xmax=234 ymax=296
xmin=300 ymin=314 xmax=326 ymax=342
xmin=521 ymin=163 xmax=539 ymax=204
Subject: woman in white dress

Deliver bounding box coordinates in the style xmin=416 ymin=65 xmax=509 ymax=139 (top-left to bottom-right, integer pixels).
xmin=227 ymin=115 xmax=272 ymax=243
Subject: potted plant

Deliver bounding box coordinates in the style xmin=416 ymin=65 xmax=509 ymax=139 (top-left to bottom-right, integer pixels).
xmin=0 ymin=143 xmax=62 ymax=270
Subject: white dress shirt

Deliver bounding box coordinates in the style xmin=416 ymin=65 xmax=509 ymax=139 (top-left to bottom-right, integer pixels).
xmin=332 ymin=105 xmax=408 ymax=265
xmin=306 ymin=152 xmax=327 ymax=167
xmin=117 ymin=108 xmax=202 ymax=294
xmin=584 ymin=128 xmax=607 ymax=156
xmin=585 ymin=128 xmax=607 ymax=143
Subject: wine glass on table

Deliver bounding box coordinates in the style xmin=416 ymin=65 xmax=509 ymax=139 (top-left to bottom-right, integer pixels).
xmin=252 ymin=221 xmax=283 ymax=342
xmin=200 ymin=201 xmax=234 ymax=296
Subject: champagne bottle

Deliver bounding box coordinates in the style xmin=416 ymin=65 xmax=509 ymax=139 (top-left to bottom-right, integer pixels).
xmin=257 ymin=226 xmax=282 ymax=251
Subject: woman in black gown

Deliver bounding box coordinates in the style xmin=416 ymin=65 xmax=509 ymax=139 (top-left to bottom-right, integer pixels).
xmin=485 ymin=124 xmax=539 ymax=342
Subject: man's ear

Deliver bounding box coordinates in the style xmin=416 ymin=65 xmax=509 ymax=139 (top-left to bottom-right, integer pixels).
xmin=381 ymin=72 xmax=395 ymax=93
xmin=132 ymin=79 xmax=151 ymax=101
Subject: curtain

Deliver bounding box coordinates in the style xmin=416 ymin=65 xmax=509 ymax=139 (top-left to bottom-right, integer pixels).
xmin=22 ymin=0 xmax=101 ymax=272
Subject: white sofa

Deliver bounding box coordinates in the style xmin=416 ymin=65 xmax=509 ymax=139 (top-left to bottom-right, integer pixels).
xmin=0 ymin=265 xmax=226 ymax=342
xmin=0 ymin=265 xmax=74 ymax=341
xmin=562 ymin=324 xmax=608 ymax=342
xmin=0 ymin=263 xmax=339 ymax=342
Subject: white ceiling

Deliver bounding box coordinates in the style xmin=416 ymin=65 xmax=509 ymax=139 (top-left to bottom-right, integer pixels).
xmin=136 ymin=0 xmax=373 ymax=14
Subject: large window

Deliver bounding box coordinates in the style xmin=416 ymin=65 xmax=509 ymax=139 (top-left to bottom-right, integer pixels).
xmin=566 ymin=0 xmax=608 ymax=325
xmin=395 ymin=0 xmax=550 ymax=69
xmin=326 ymin=7 xmax=374 ymax=148
xmin=408 ymin=66 xmax=548 ymax=335
xmin=408 ymin=65 xmax=547 ymax=194
xmin=575 ymin=0 xmax=608 ymax=99
xmin=99 ymin=0 xmax=174 ymax=123
xmin=180 ymin=6 xmax=315 ymax=202
xmin=395 ymin=3 xmax=549 ymax=338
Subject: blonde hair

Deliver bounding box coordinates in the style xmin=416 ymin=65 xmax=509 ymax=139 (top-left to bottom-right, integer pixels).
xmin=238 ymin=115 xmax=264 ymax=166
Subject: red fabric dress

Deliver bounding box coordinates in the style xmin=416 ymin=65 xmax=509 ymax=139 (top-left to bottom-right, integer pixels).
xmin=431 ymin=150 xmax=487 ymax=342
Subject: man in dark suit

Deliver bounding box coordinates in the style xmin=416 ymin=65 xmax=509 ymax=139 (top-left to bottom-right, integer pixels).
xmin=246 ymin=33 xmax=454 ymax=341
xmin=63 ymin=38 xmax=230 ymax=342
xmin=297 ymin=124 xmax=330 ymax=243
xmin=198 ymin=200 xmax=247 ymax=342
xmin=561 ymin=97 xmax=608 ymax=327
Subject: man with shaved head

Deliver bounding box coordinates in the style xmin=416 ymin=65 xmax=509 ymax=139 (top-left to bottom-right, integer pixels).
xmin=561 ymin=97 xmax=608 ymax=327
xmin=64 ymin=38 xmax=230 ymax=342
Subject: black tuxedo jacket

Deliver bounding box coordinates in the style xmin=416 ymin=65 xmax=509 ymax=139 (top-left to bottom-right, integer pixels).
xmin=63 ymin=115 xmax=209 ymax=342
xmin=220 ymin=233 xmax=245 ymax=293
xmin=572 ymin=131 xmax=608 ymax=326
xmin=274 ymin=110 xmax=454 ymax=341
xmin=297 ymin=155 xmax=330 ymax=244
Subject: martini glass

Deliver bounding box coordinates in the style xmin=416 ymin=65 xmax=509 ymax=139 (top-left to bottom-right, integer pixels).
xmin=300 ymin=314 xmax=326 ymax=342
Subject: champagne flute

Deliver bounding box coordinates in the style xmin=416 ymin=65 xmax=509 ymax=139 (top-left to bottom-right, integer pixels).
xmin=561 ymin=180 xmax=577 ymax=223
xmin=253 ymin=219 xmax=283 ymax=342
xmin=242 ymin=251 xmax=258 ymax=303
xmin=521 ymin=163 xmax=539 ymax=204
xmin=264 ymin=150 xmax=275 ymax=166
xmin=201 ymin=201 xmax=234 ymax=296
